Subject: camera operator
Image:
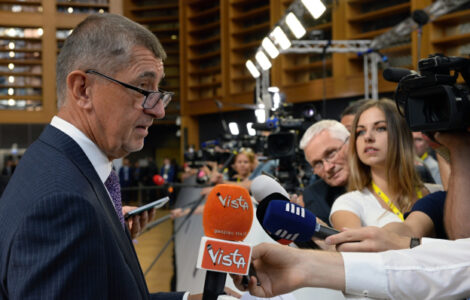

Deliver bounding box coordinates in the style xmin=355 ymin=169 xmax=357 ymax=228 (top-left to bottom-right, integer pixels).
xmin=233 ymin=129 xmax=470 ymax=300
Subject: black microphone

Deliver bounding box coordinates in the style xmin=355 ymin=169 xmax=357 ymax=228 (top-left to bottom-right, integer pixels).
xmin=412 ymin=9 xmax=429 ymax=26
xmin=383 ymin=67 xmax=417 ymax=83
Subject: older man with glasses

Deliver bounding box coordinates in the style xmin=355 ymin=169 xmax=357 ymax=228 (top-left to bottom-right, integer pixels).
xmin=297 ymin=120 xmax=350 ymax=235
xmin=0 ymin=13 xmax=197 ymax=300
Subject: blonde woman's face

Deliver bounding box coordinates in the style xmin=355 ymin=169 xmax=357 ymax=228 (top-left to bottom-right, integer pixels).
xmin=355 ymin=107 xmax=388 ymax=168
xmin=233 ymin=153 xmax=252 ymax=177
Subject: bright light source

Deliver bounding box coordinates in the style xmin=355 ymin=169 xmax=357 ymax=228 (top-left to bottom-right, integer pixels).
xmin=301 ymin=0 xmax=326 ymax=19
xmin=67 ymin=7 xmax=74 ymax=13
xmin=8 ymin=88 xmax=14 ymax=96
xmin=272 ymin=92 xmax=281 ymax=111
xmin=268 ymin=86 xmax=280 ymax=93
xmin=6 ymin=28 xmax=16 ymax=37
xmin=228 ymin=122 xmax=240 ymax=136
xmin=255 ymin=108 xmax=266 ymax=123
xmin=246 ymin=123 xmax=256 ymax=136
xmin=8 ymin=63 xmax=14 ymax=70
xmin=8 ymin=99 xmax=15 ymax=106
xmin=8 ymin=42 xmax=15 ymax=49
xmin=286 ymin=13 xmax=306 ymax=39
xmin=262 ymin=37 xmax=279 ymax=59
xmin=37 ymin=28 xmax=43 ymax=37
xmin=270 ymin=26 xmax=291 ymax=50
xmin=99 ymin=9 xmax=104 ymax=13
xmin=246 ymin=60 xmax=261 ymax=78
xmin=8 ymin=76 xmax=14 ymax=83
xmin=255 ymin=51 xmax=272 ymax=71
xmin=9 ymin=51 xmax=15 ymax=58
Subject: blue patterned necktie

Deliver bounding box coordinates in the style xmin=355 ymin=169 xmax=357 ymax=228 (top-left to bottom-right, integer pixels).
xmin=105 ymin=169 xmax=125 ymax=227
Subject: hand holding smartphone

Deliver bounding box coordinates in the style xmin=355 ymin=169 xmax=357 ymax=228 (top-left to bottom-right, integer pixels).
xmin=124 ymin=196 xmax=170 ymax=220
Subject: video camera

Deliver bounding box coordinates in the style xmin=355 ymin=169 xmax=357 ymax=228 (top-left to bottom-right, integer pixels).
xmin=389 ymin=54 xmax=470 ymax=132
xmin=253 ymin=103 xmax=317 ymax=193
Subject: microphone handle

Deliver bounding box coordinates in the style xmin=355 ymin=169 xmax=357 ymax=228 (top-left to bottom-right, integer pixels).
xmin=314 ymin=225 xmax=339 ymax=239
xmin=202 ymin=270 xmax=227 ymax=300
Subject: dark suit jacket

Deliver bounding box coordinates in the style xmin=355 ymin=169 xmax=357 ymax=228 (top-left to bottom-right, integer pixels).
xmin=0 ymin=125 xmax=184 ymax=300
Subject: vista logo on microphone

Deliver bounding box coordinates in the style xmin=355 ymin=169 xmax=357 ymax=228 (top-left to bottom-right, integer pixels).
xmin=217 ymin=192 xmax=250 ymax=211
xmin=197 ymin=237 xmax=252 ymax=275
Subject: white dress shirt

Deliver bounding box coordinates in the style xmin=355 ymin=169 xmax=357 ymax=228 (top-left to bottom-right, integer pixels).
xmin=342 ymin=237 xmax=470 ymax=299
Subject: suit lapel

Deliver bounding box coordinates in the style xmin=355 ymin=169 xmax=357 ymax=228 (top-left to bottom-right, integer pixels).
xmin=38 ymin=125 xmax=149 ymax=298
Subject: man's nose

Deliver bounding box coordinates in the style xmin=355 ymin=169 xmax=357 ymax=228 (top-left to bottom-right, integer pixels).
xmin=144 ymin=101 xmax=165 ymax=119
xmin=323 ymin=160 xmax=335 ymax=172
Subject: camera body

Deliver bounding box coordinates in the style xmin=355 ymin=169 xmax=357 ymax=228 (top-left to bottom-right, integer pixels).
xmin=395 ymin=54 xmax=470 ymax=132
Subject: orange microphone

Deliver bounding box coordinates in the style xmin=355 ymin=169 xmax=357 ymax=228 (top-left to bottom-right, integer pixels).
xmin=197 ymin=184 xmax=253 ymax=300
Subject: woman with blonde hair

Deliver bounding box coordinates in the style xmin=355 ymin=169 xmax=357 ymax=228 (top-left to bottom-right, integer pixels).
xmin=330 ymin=98 xmax=430 ymax=229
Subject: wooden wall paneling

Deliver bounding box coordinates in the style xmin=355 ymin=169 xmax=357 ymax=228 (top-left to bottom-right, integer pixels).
xmin=0 ymin=0 xmax=121 ymax=124
xmin=227 ymin=0 xmax=270 ymax=101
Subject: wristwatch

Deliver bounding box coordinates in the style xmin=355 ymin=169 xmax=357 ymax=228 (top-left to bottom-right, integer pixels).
xmin=410 ymin=237 xmax=421 ymax=248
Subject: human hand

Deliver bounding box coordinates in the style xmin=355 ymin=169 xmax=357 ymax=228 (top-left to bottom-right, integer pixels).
xmin=325 ymin=226 xmax=410 ymax=252
xmin=123 ymin=206 xmax=156 ymax=239
xmin=290 ymin=194 xmax=304 ymax=207
xmin=231 ymin=243 xmax=307 ymax=297
xmin=170 ymin=208 xmax=187 ymax=219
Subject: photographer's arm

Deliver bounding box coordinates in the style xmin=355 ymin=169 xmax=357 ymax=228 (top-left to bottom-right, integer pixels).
xmin=436 ymin=131 xmax=470 ymax=239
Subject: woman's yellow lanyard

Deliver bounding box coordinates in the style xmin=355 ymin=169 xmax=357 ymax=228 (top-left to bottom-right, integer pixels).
xmin=420 ymin=152 xmax=428 ymax=161
xmin=371 ymin=181 xmax=404 ymax=221
xmin=371 ymin=182 xmax=424 ymax=221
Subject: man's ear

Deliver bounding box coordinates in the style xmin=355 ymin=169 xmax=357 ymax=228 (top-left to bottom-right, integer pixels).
xmin=67 ymin=70 xmax=92 ymax=109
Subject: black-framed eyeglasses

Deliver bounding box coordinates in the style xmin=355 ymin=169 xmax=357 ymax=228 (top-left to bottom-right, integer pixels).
xmin=85 ymin=69 xmax=173 ymax=109
xmin=312 ymin=136 xmax=349 ymax=172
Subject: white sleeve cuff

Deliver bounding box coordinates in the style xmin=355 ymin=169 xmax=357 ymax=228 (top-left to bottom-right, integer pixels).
xmin=182 ymin=291 xmax=190 ymax=300
xmin=342 ymin=252 xmax=389 ymax=299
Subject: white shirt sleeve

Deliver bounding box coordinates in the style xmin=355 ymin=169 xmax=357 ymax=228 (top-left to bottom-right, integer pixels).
xmin=342 ymin=238 xmax=470 ymax=300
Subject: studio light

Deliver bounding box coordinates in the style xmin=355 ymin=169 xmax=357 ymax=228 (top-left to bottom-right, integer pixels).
xmin=245 ymin=60 xmax=261 ymax=78
xmin=270 ymin=26 xmax=291 ymax=50
xmin=228 ymin=122 xmax=240 ymax=136
xmin=255 ymin=51 xmax=272 ymax=71
xmin=246 ymin=123 xmax=256 ymax=136
xmin=262 ymin=37 xmax=279 ymax=59
xmin=286 ymin=12 xmax=306 ymax=39
xmin=301 ymin=0 xmax=326 ymax=19
xmin=255 ymin=107 xmax=266 ymax=123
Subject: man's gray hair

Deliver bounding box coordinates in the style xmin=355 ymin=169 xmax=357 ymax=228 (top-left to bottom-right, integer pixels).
xmin=56 ymin=13 xmax=166 ymax=107
xmin=299 ymin=120 xmax=350 ymax=150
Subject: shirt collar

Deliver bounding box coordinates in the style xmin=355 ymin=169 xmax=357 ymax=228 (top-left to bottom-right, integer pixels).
xmin=50 ymin=116 xmax=112 ymax=183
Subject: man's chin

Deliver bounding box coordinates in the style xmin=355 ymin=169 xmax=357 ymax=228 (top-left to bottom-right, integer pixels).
xmin=124 ymin=142 xmax=144 ymax=153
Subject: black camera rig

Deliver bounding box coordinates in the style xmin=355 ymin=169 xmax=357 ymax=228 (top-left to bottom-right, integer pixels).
xmin=392 ymin=53 xmax=470 ymax=132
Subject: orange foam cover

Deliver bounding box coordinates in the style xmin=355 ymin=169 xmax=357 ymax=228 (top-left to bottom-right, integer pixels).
xmin=202 ymin=184 xmax=253 ymax=241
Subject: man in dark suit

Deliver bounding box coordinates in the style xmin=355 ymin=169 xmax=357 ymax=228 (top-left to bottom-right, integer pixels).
xmin=0 ymin=14 xmax=194 ymax=300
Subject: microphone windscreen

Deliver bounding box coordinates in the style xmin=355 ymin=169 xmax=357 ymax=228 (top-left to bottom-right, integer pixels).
xmin=383 ymin=67 xmax=416 ymax=83
xmin=202 ymin=184 xmax=253 ymax=241
xmin=263 ymin=200 xmax=316 ymax=243
xmin=250 ymin=175 xmax=289 ymax=203
xmin=153 ymin=174 xmax=165 ymax=186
